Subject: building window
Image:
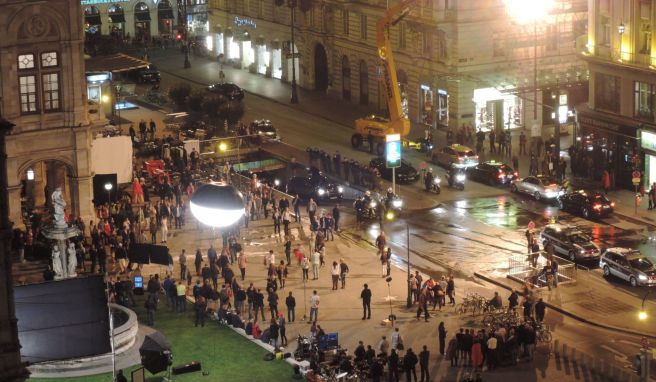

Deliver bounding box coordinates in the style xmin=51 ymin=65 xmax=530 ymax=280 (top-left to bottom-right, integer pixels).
xmin=595 ymin=73 xmax=620 ymax=113
xmin=343 ymin=10 xmax=349 ymax=35
xmin=18 ymin=54 xmax=35 ymax=70
xmin=422 ymin=31 xmax=432 ymax=55
xmin=360 ymin=14 xmax=367 ymax=40
xmin=546 ymin=24 xmax=557 ymax=51
xmin=436 ymin=30 xmax=447 ymax=59
xmin=309 ymin=8 xmax=315 ymax=27
xmin=493 ymin=33 xmax=505 ymax=57
xmin=42 ymin=73 xmax=60 ymax=112
xmin=19 ymin=75 xmax=38 ymax=114
xmin=599 ymin=15 xmax=611 ymax=47
xmin=635 ymin=81 xmax=654 ymax=120
xmin=399 ymin=22 xmax=406 ymax=49
xmin=41 ymin=52 xmax=58 ymax=67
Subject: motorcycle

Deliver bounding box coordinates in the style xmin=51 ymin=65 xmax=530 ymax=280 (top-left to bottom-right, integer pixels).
xmin=354 ymin=194 xmax=380 ymax=221
xmin=429 ymin=177 xmax=441 ymax=194
xmin=383 ymin=193 xmax=404 ymax=215
xmin=447 ymin=169 xmax=466 ymax=191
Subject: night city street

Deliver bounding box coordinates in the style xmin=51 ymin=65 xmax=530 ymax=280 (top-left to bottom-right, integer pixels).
xmin=2 ymin=1 xmax=656 ymax=382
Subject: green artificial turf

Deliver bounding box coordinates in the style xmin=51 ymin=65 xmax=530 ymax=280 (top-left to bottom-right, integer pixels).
xmin=29 ymin=297 xmax=297 ymax=382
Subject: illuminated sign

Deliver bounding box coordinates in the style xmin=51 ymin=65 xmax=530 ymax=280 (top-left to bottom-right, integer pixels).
xmin=81 ymin=0 xmax=129 ymax=4
xmin=234 ymin=16 xmax=256 ymax=28
xmin=386 ymin=134 xmax=401 ymax=168
xmin=641 ymin=130 xmax=656 ymax=151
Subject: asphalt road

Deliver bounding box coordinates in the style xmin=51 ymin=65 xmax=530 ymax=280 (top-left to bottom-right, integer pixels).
xmin=154 ymin=60 xmax=656 ymax=376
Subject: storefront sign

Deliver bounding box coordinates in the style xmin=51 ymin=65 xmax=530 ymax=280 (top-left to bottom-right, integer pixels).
xmin=641 ymin=130 xmax=656 ymax=151
xmin=81 ymin=0 xmax=128 ymax=4
xmin=578 ymin=116 xmax=620 ymax=132
xmin=234 ymin=16 xmax=257 ymax=29
xmin=385 ymin=134 xmax=401 ymax=168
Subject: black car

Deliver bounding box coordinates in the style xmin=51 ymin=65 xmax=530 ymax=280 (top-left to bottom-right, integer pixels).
xmin=558 ymin=189 xmax=615 ymax=218
xmin=369 ymin=157 xmax=420 ymax=184
xmin=250 ymin=120 xmax=280 ymax=141
xmin=134 ymin=65 xmax=161 ymax=83
xmin=207 ymin=82 xmax=245 ymax=101
xmin=286 ymin=172 xmax=343 ymax=203
xmin=467 ymin=161 xmax=518 ymax=186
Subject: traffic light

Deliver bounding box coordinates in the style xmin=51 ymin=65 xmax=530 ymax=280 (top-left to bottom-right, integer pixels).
xmin=176 ymin=33 xmax=182 ymax=41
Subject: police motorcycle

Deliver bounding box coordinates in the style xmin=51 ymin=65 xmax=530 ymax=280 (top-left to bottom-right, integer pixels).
xmin=446 ymin=164 xmax=466 ymax=191
xmin=383 ymin=188 xmax=404 ymax=214
xmin=424 ymin=168 xmax=441 ymax=194
xmin=353 ymin=191 xmax=380 ymax=221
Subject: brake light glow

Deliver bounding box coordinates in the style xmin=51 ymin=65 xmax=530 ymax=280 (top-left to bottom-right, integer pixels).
xmin=513 ymin=172 xmax=518 ymax=177
xmin=593 ymin=204 xmax=602 ymax=210
xmin=610 ymin=202 xmax=615 ymax=207
xmin=498 ymin=174 xmax=504 ymax=179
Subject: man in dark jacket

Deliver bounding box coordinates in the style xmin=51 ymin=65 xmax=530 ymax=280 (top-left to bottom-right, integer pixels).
xmin=535 ymin=298 xmax=546 ymax=323
xmin=332 ymin=205 xmax=341 ymax=232
xmin=361 ymin=283 xmax=372 ymax=320
xmin=419 ymin=345 xmax=430 ymax=382
xmin=285 ymin=291 xmax=296 ymax=322
xmin=388 ymin=349 xmax=400 ymax=382
xmin=354 ymin=341 xmax=366 ymax=362
xmin=403 ymin=348 xmax=418 ymax=382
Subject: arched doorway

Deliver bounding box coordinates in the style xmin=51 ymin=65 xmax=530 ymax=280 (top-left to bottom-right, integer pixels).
xmin=157 ymin=0 xmax=175 ymax=36
xmin=397 ymin=69 xmax=409 ymax=117
xmin=134 ymin=2 xmax=151 ymax=42
xmin=359 ymin=60 xmax=369 ymax=105
xmin=20 ymin=160 xmax=77 ymax=226
xmin=314 ymin=43 xmax=328 ymax=92
xmin=108 ymin=4 xmax=125 ymax=39
xmin=342 ymin=55 xmax=351 ymax=100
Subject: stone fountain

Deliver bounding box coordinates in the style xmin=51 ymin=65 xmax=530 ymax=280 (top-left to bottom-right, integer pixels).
xmin=41 ymin=187 xmax=81 ymax=280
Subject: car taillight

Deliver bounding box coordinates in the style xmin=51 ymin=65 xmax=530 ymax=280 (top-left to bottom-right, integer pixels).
xmin=498 ymin=174 xmax=504 ymax=179
xmin=458 ymin=158 xmax=463 ymax=161
xmin=593 ymin=204 xmax=602 ymax=210
xmin=610 ymin=202 xmax=615 ymax=207
xmin=513 ymin=172 xmax=518 ymax=177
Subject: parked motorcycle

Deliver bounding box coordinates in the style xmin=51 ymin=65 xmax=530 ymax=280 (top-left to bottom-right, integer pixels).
xmin=446 ymin=167 xmax=466 ymax=191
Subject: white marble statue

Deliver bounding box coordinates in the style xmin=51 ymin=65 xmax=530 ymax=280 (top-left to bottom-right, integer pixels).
xmin=66 ymin=241 xmax=77 ymax=278
xmin=51 ymin=245 xmax=64 ymax=278
xmin=52 ymin=187 xmax=67 ymax=228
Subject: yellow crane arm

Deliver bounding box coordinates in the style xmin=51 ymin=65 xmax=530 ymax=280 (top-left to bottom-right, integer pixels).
xmin=376 ymin=0 xmax=416 ymax=138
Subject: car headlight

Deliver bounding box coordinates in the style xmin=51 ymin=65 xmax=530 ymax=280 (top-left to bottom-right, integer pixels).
xmin=317 ymin=188 xmax=326 ymax=196
xmin=392 ymin=199 xmax=403 ymax=208
xmin=433 ymin=178 xmax=441 ymax=184
xmin=639 ymin=274 xmax=648 ymax=281
xmin=274 ymin=179 xmax=280 ymax=186
xmin=369 ymin=201 xmax=377 ymax=208
xmin=337 ymin=186 xmax=344 ymax=193
xmin=256 ymin=181 xmax=262 ymax=188
xmin=545 ymin=191 xmax=557 ymax=198
xmin=456 ymin=174 xmax=466 ymax=182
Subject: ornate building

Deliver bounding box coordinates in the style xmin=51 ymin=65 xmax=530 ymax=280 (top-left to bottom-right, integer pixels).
xmin=579 ymin=0 xmax=656 ymax=189
xmin=82 ymin=0 xmax=181 ymax=40
xmin=208 ymin=0 xmax=588 ymax=134
xmin=1 ymin=0 xmax=97 ymax=229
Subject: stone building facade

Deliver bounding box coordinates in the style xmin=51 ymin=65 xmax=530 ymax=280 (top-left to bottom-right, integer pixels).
xmin=579 ymin=0 xmax=656 ymax=189
xmin=208 ymin=0 xmax=588 ymax=134
xmin=1 ymin=0 xmax=97 ymax=228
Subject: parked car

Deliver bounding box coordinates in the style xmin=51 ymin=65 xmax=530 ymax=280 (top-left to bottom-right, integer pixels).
xmin=134 ymin=65 xmax=161 ymax=83
xmin=600 ymin=248 xmax=656 ymax=287
xmin=540 ymin=224 xmax=601 ymax=262
xmin=511 ymin=175 xmax=563 ymax=201
xmin=250 ymin=120 xmax=280 ymax=141
xmin=286 ymin=172 xmax=343 ymax=203
xmin=467 ymin=161 xmax=517 ymax=186
xmin=557 ymin=190 xmax=615 ymax=218
xmin=207 ymin=82 xmax=245 ymax=101
xmin=431 ymin=144 xmax=479 ymax=169
xmin=369 ymin=157 xmax=420 ymax=184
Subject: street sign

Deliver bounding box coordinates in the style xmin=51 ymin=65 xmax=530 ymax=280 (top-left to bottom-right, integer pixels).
xmin=633 ymin=170 xmax=642 ymax=185
xmin=386 ymin=134 xmax=401 ymax=168
xmin=633 ymin=178 xmax=641 ymax=185
xmin=419 ymin=161 xmax=427 ymax=170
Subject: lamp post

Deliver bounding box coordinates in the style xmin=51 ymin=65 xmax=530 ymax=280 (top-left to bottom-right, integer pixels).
xmin=288 ymin=0 xmax=299 ymax=104
xmin=104 ymin=182 xmax=113 ymax=205
xmin=182 ymin=0 xmax=191 ymax=68
xmin=638 ymin=289 xmax=652 ymax=321
xmin=405 ymin=222 xmax=412 ymax=308
xmin=115 ymin=84 xmax=122 ymax=130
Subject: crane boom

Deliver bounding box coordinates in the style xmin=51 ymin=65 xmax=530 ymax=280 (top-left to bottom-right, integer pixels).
xmin=376 ymin=0 xmax=416 ymax=138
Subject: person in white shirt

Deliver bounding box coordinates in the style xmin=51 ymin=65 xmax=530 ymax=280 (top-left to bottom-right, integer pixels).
xmin=330 ymin=261 xmax=340 ymax=290
xmin=311 ymin=250 xmax=321 ymax=280
xmin=310 ymin=290 xmax=320 ymax=322
xmin=391 ymin=327 xmax=404 ymax=351
xmin=265 ymin=250 xmax=275 ymax=268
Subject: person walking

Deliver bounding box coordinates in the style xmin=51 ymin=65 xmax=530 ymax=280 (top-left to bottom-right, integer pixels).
xmin=309 ymin=290 xmax=320 ymax=322
xmin=339 ymin=258 xmax=349 ymax=289
xmin=446 ymin=276 xmax=456 ymax=305
xmin=419 ymin=345 xmax=430 ymax=382
xmin=194 ymin=249 xmax=202 ymax=276
xmin=535 ymin=298 xmax=546 ymax=323
xmin=403 ymin=348 xmax=418 ymax=382
xmin=238 ymin=251 xmax=247 ymax=280
xmin=267 ymin=288 xmax=279 ymax=320
xmin=416 ymin=288 xmax=429 ymax=322
xmin=438 ymin=322 xmax=447 ymax=355
xmin=284 ymin=236 xmax=292 ymax=265
xmin=286 ymin=291 xmax=296 ymax=322
xmin=179 ymin=249 xmax=187 ymax=281
xmin=254 ymin=288 xmax=266 ymax=323
xmin=361 ymin=283 xmax=372 ymax=320
xmin=375 ymin=232 xmax=387 ymax=258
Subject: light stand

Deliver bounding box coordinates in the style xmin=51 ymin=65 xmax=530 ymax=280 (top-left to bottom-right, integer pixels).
xmin=301 ymin=277 xmax=307 ymax=321
xmin=105 ymin=182 xmax=113 ymax=206
xmin=183 ymin=0 xmax=190 ymax=69
xmin=386 ymin=276 xmax=396 ymax=326
xmin=406 ymin=223 xmax=412 ymax=308
xmin=288 ymin=0 xmax=299 ymax=104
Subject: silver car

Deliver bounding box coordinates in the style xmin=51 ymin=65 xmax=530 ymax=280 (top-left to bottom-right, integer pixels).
xmin=600 ymin=248 xmax=656 ymax=287
xmin=431 ymin=144 xmax=479 ymax=169
xmin=511 ymin=175 xmax=563 ymax=201
xmin=540 ymin=224 xmax=601 ymax=262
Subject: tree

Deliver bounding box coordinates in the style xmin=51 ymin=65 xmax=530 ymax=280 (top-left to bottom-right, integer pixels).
xmin=168 ymin=82 xmax=191 ymax=109
xmin=186 ymin=89 xmax=206 ymax=113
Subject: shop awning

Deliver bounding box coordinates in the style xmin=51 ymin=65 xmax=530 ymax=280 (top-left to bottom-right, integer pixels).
xmin=158 ymin=9 xmax=175 ymax=20
xmin=575 ymin=104 xmax=640 ymax=139
xmin=135 ymin=12 xmax=151 ymax=22
xmin=85 ymin=53 xmax=150 ymax=74
xmin=85 ymin=15 xmax=102 ymax=26
xmin=109 ymin=13 xmax=125 ymax=23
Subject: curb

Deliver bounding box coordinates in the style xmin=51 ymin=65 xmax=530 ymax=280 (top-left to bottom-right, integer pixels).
xmin=613 ymin=210 xmax=656 ymax=229
xmin=473 ymin=272 xmax=656 ymax=340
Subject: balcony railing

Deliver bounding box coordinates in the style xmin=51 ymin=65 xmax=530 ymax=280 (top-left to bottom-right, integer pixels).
xmin=583 ymin=44 xmax=656 ymax=68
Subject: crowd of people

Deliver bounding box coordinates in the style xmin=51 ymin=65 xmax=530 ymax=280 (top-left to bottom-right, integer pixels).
xmin=306 ymin=147 xmax=383 ymax=191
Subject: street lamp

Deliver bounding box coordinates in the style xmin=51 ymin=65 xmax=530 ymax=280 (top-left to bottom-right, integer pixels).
xmin=618 ymin=23 xmax=626 ymax=35
xmin=104 ymin=182 xmax=113 ymax=205
xmin=504 ymin=0 xmax=554 ymax=120
xmin=385 ymin=213 xmax=412 ymax=308
xmin=181 ymin=0 xmax=191 ymax=68
xmin=189 ymin=182 xmax=245 ymax=228
xmin=638 ymin=289 xmax=652 ymax=321
xmin=288 ymin=0 xmax=299 ymax=104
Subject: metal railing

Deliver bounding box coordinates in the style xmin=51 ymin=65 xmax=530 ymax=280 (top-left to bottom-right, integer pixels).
xmin=508 ymin=251 xmax=577 ymax=288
